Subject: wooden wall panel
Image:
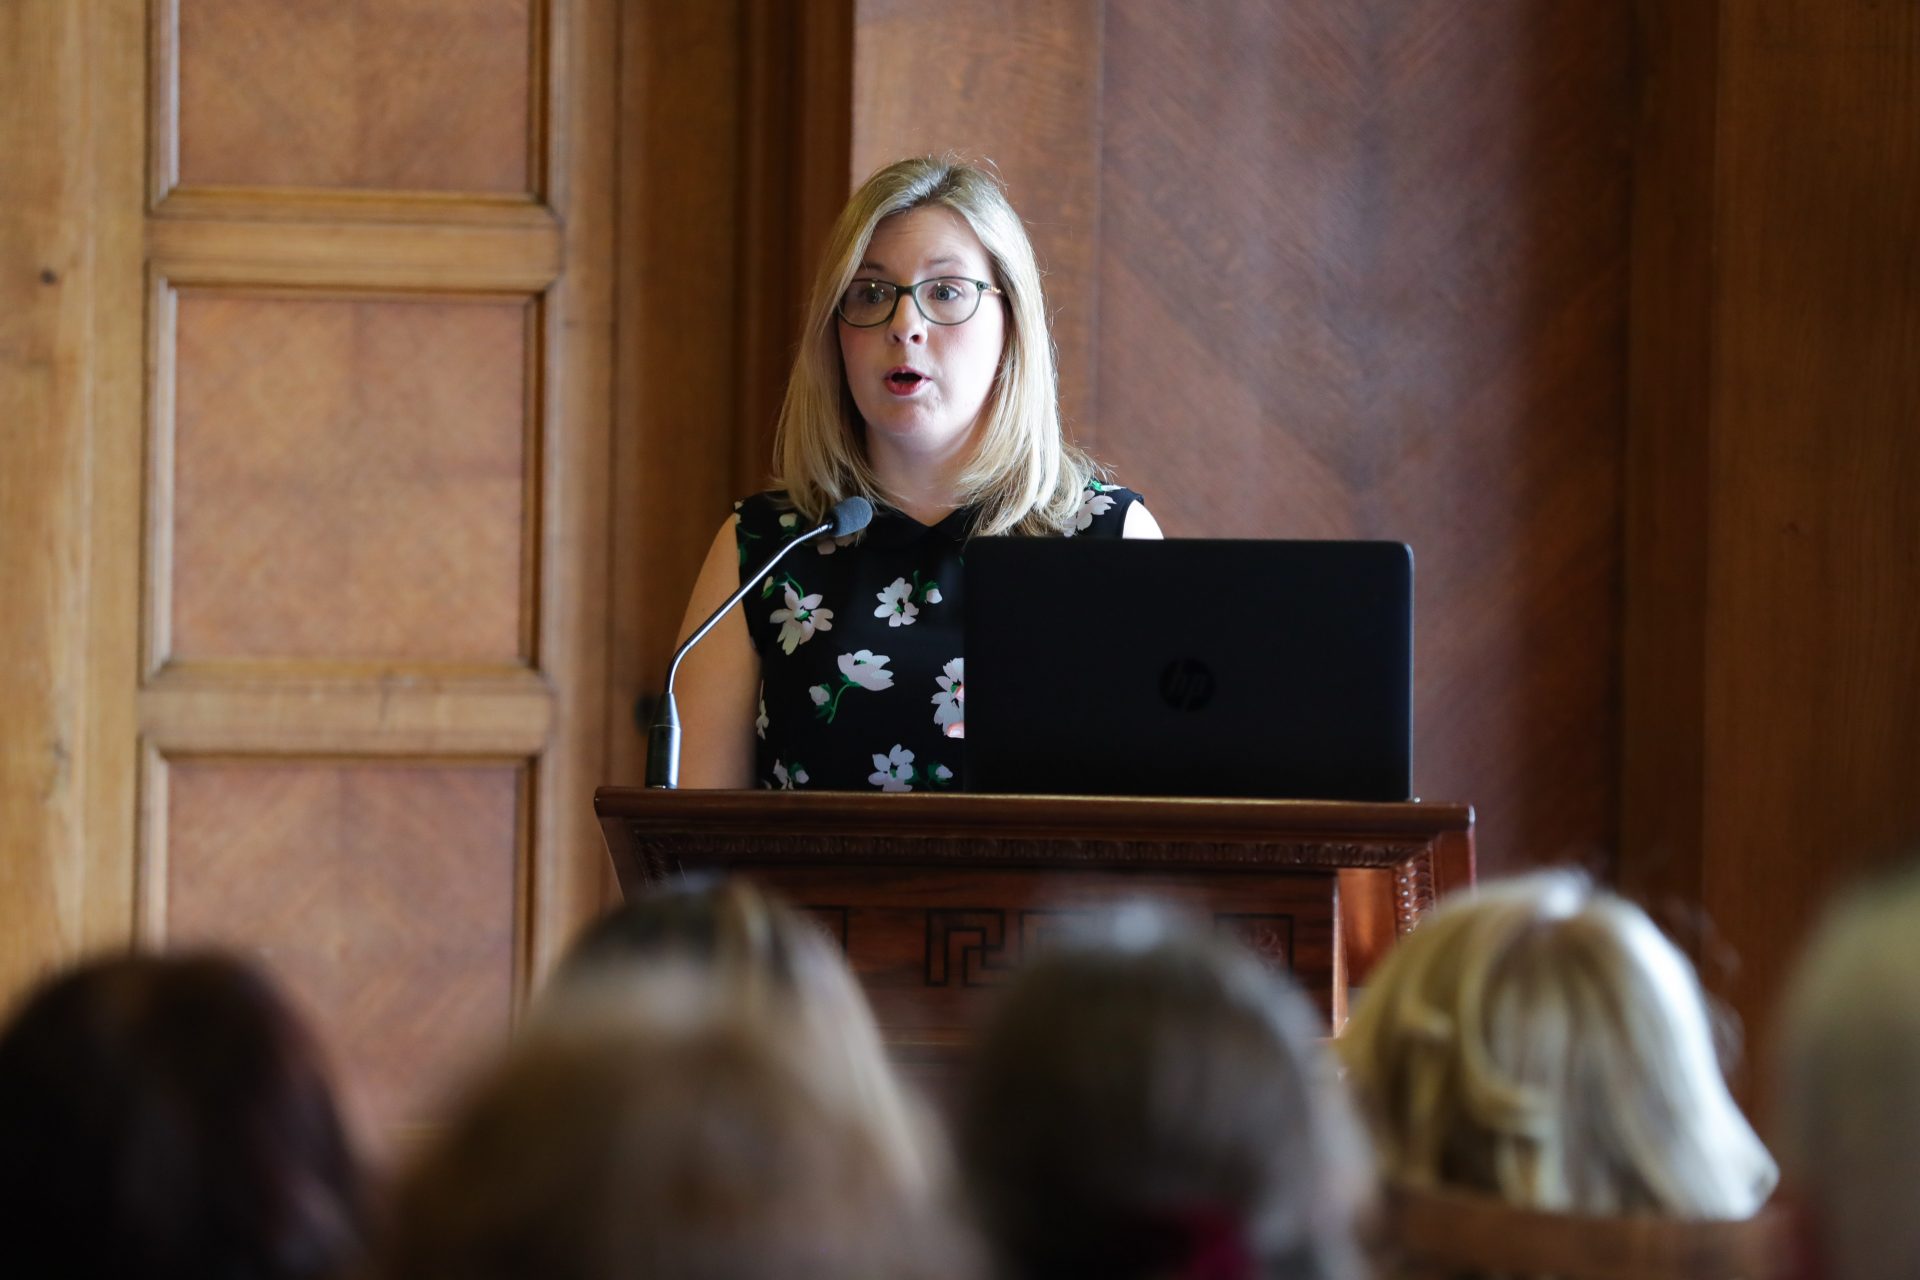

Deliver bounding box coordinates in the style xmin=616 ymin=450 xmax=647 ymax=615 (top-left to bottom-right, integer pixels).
xmin=1626 ymin=0 xmax=1920 ymax=1098
xmin=161 ymin=760 xmax=522 ymax=1142
xmin=608 ymin=0 xmax=749 ymax=787
xmin=173 ymin=0 xmax=534 ymax=194
xmin=165 ymin=293 xmax=531 ymax=666
xmin=0 ymin=0 xmax=146 ymax=995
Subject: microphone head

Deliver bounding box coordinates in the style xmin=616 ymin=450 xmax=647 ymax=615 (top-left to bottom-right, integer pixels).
xmin=828 ymin=496 xmax=874 ymax=538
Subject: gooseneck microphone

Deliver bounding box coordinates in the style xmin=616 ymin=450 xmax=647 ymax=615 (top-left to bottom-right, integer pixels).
xmin=646 ymin=496 xmax=874 ymax=788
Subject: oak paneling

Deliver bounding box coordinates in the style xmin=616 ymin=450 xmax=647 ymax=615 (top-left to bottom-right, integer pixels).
xmin=1620 ymin=0 xmax=1920 ymax=1098
xmin=173 ymin=0 xmax=534 ymax=195
xmin=1094 ymin=2 xmax=1630 ymax=874
xmin=164 ymin=292 xmax=531 ymax=667
xmin=160 ymin=759 xmax=523 ymax=1143
xmin=0 ymin=0 xmax=146 ymax=994
xmin=608 ymin=0 xmax=752 ymax=789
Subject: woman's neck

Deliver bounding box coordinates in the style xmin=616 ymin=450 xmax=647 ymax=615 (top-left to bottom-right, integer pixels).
xmin=868 ymin=438 xmax=971 ymax=527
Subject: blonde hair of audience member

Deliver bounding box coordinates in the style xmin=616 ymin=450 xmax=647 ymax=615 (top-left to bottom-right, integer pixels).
xmin=1338 ymin=871 xmax=1777 ymax=1220
xmin=959 ymin=906 xmax=1372 ymax=1280
xmin=544 ymin=875 xmax=940 ymax=1195
xmin=775 ymin=154 xmax=1098 ymax=536
xmin=1776 ymin=859 xmax=1920 ymax=1280
xmin=382 ymin=996 xmax=978 ymax=1280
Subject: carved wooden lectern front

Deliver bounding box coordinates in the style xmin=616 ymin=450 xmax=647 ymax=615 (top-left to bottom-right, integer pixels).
xmin=594 ymin=789 xmax=1473 ymax=1089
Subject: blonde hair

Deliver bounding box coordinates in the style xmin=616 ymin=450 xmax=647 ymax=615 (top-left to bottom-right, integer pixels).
xmin=1777 ymin=860 xmax=1920 ymax=1280
xmin=1337 ymin=871 xmax=1776 ymax=1220
xmin=544 ymin=876 xmax=942 ymax=1197
xmin=774 ymin=155 xmax=1098 ymax=535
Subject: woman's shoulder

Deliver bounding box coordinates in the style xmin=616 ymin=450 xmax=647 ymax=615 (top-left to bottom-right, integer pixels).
xmin=1067 ymin=477 xmax=1145 ymax=538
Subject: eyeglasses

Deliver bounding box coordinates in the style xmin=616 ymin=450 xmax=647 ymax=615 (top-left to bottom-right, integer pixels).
xmin=835 ymin=276 xmax=1004 ymax=328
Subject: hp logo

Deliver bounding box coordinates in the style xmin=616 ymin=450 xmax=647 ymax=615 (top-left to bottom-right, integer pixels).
xmin=1158 ymin=658 xmax=1215 ymax=711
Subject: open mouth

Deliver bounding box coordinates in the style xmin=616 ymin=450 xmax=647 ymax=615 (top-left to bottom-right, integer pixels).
xmin=885 ymin=368 xmax=926 ymax=394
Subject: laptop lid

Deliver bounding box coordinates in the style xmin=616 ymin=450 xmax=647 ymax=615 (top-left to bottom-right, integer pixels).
xmin=962 ymin=538 xmax=1412 ymax=801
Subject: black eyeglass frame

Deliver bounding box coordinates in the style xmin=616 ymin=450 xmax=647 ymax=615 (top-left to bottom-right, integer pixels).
xmin=834 ymin=276 xmax=1006 ymax=328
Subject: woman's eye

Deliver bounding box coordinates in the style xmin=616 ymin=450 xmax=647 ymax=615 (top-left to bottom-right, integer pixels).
xmin=854 ymin=282 xmax=889 ymax=304
xmin=928 ymin=281 xmax=963 ymax=302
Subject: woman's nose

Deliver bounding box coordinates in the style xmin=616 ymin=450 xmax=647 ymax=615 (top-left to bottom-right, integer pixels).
xmin=888 ymin=293 xmax=926 ymax=343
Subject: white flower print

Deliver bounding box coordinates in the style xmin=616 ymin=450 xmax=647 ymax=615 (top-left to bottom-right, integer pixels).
xmin=931 ymin=658 xmax=965 ymax=730
xmin=923 ymin=584 xmax=943 ymax=603
xmin=932 ymin=764 xmax=953 ymax=783
xmin=875 ymin=577 xmax=920 ymax=627
xmin=1067 ymin=485 xmax=1116 ymax=535
xmin=869 ymin=745 xmax=916 ymax=792
xmin=755 ymin=693 xmax=769 ymax=739
xmin=816 ymin=532 xmax=856 ymax=556
xmin=837 ymin=649 xmax=895 ymax=691
xmin=772 ymin=760 xmax=810 ymax=790
xmin=769 ymin=583 xmax=834 ymax=655
xmin=812 ymin=650 xmax=894 ymax=723
xmin=778 ymin=512 xmax=798 ymax=529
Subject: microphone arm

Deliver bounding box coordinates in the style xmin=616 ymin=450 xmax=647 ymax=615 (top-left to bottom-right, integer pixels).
xmin=647 ymin=499 xmax=872 ymax=788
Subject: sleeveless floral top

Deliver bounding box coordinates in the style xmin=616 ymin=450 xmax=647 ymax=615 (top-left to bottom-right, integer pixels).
xmin=735 ymin=480 xmax=1144 ymax=791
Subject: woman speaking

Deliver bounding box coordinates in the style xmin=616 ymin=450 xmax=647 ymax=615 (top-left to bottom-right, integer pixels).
xmin=672 ymin=156 xmax=1161 ymax=791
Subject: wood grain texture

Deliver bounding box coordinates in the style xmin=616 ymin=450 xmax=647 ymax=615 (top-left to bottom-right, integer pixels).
xmin=1093 ymin=2 xmax=1631 ymax=875
xmin=163 ymin=292 xmax=531 ymax=666
xmin=159 ymin=760 xmax=523 ymax=1147
xmin=150 ymin=213 xmax=564 ymax=293
xmin=1706 ymin=0 xmax=1920 ymax=1091
xmin=172 ymin=0 xmax=534 ymax=194
xmin=0 ymin=0 xmax=95 ymax=992
xmin=525 ymin=0 xmax=618 ymax=979
xmin=609 ymin=0 xmax=751 ymax=796
xmin=2 ymin=0 xmax=147 ymax=998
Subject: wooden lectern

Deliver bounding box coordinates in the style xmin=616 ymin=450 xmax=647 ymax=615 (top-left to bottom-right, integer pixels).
xmin=594 ymin=789 xmax=1472 ymax=1088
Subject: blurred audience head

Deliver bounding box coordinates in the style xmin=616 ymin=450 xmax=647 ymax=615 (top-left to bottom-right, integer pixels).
xmin=1777 ymin=858 xmax=1920 ymax=1280
xmin=959 ymin=905 xmax=1371 ymax=1280
xmin=1338 ymin=870 xmax=1776 ymax=1219
xmin=546 ymin=875 xmax=937 ymax=1191
xmin=0 ymin=950 xmax=364 ymax=1280
xmin=381 ymin=994 xmax=978 ymax=1280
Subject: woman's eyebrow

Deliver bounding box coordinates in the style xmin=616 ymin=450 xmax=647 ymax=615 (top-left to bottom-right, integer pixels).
xmin=856 ymin=253 xmax=967 ymax=275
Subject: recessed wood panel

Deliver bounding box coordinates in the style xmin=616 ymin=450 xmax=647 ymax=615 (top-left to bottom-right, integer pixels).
xmin=173 ymin=0 xmax=534 ymax=194
xmin=1094 ymin=2 xmax=1631 ymax=874
xmin=161 ymin=759 xmax=523 ymax=1142
xmin=166 ymin=292 xmax=530 ymax=665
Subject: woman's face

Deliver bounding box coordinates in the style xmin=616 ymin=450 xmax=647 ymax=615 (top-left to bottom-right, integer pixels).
xmin=837 ymin=205 xmax=1007 ymax=471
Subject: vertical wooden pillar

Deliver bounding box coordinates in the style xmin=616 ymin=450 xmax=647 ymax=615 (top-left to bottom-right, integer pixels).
xmin=0 ymin=0 xmax=144 ymax=996
xmin=1623 ymin=0 xmax=1920 ymax=1096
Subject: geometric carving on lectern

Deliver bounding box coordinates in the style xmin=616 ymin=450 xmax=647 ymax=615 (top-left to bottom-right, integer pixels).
xmin=802 ymin=904 xmax=850 ymax=951
xmin=926 ymin=909 xmax=1016 ymax=988
xmin=1215 ymin=913 xmax=1296 ymax=972
xmin=925 ymin=908 xmax=1097 ymax=988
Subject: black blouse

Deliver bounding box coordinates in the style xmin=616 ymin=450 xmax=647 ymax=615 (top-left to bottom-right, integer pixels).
xmin=734 ymin=480 xmax=1144 ymax=790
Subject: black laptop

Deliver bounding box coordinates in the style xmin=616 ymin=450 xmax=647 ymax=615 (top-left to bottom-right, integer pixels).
xmin=962 ymin=538 xmax=1413 ymax=800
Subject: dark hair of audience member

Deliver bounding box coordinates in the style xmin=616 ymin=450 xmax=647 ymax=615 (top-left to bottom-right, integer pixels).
xmin=959 ymin=908 xmax=1372 ymax=1280
xmin=380 ymin=996 xmax=979 ymax=1280
xmin=0 ymin=950 xmax=365 ymax=1280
